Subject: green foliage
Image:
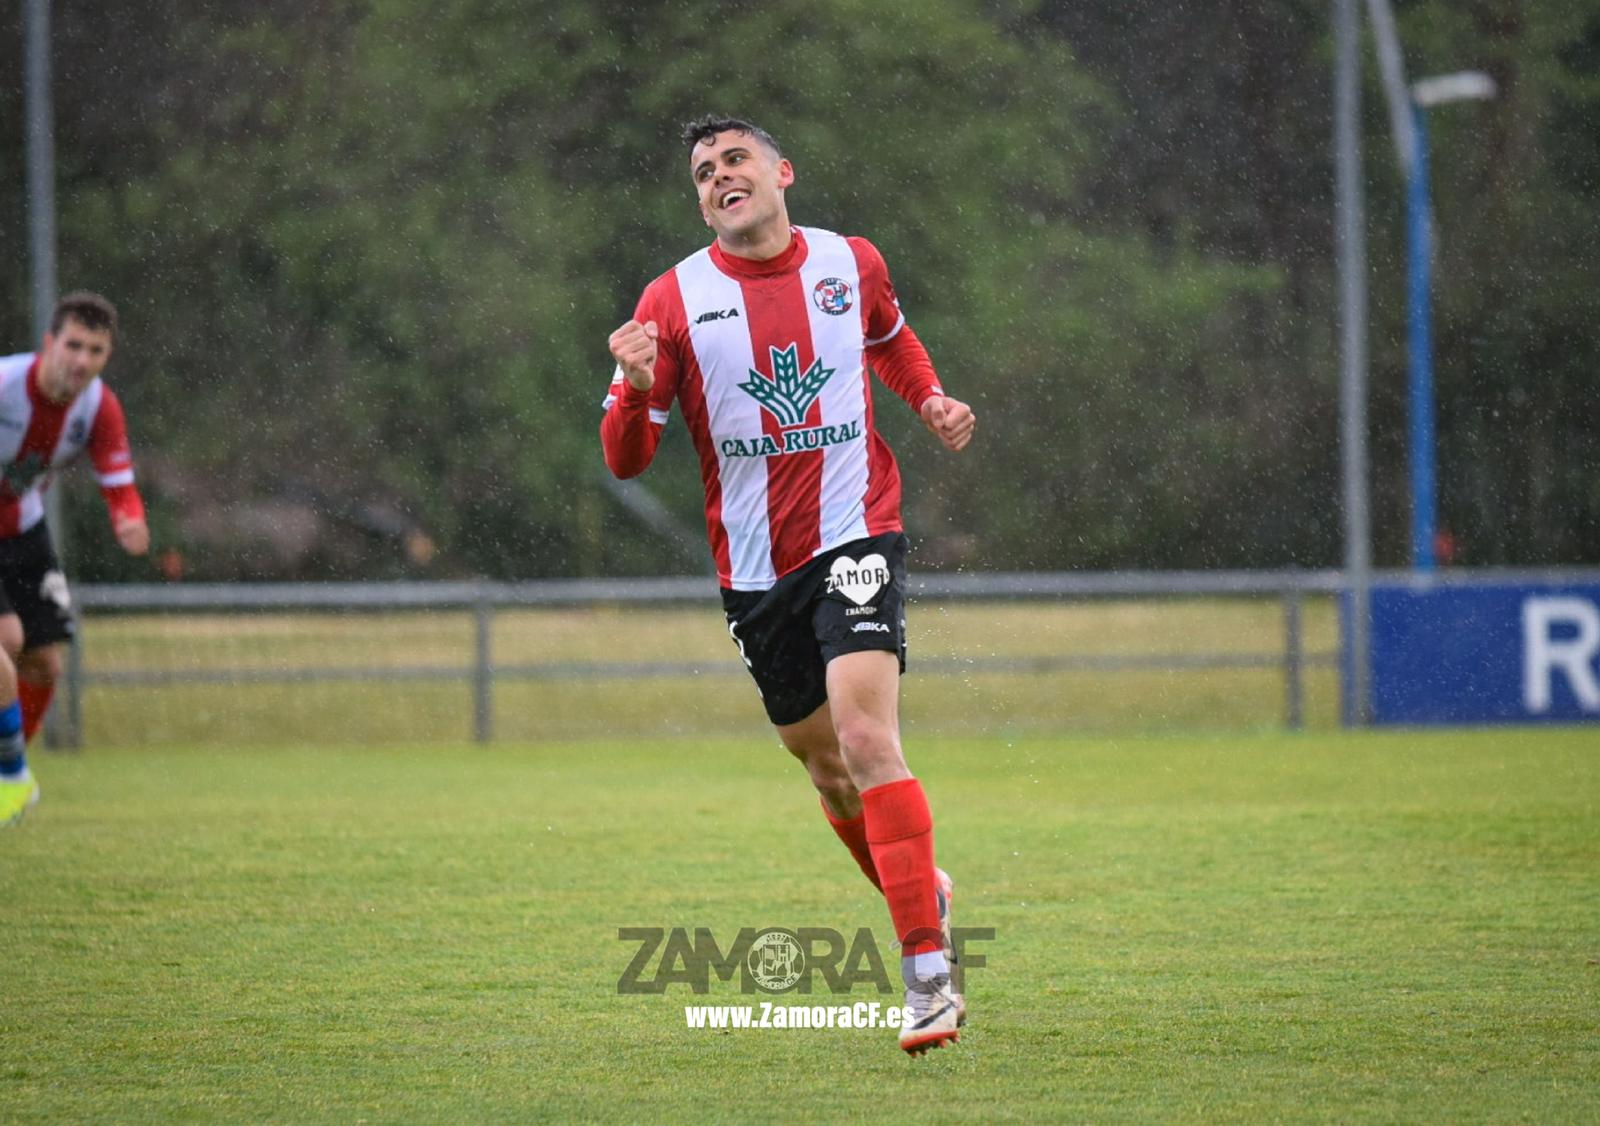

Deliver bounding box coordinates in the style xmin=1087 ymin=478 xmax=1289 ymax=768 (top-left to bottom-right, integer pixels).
xmin=3 ymin=0 xmax=1598 ymax=576
xmin=1368 ymin=1 xmax=1600 ymax=564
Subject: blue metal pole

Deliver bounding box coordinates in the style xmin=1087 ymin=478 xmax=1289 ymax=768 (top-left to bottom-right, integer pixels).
xmin=1406 ymin=103 xmax=1437 ymax=571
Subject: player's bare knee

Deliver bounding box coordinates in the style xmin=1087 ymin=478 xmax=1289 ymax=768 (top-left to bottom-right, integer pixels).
xmin=832 ymin=715 xmax=903 ymax=770
xmin=778 ymin=724 xmax=834 ymax=764
xmin=786 ymin=737 xmax=848 ymax=794
xmin=0 ymin=618 xmax=23 ymax=662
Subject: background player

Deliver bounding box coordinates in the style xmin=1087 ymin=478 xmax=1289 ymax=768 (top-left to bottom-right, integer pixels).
xmin=601 ymin=115 xmax=976 ymax=1053
xmin=0 ymin=292 xmax=149 ymax=824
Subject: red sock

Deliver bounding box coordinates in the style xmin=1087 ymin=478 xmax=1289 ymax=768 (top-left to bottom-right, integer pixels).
xmin=861 ymin=777 xmax=942 ymax=956
xmin=821 ymin=799 xmax=882 ymax=891
xmin=18 ymin=678 xmax=54 ymax=742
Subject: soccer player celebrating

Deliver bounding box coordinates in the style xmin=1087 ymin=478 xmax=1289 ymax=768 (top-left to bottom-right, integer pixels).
xmin=602 ymin=116 xmax=976 ymax=1054
xmin=0 ymin=292 xmax=149 ymax=825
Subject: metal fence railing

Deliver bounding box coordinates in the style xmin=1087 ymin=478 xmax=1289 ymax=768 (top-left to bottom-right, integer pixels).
xmin=55 ymin=566 xmax=1600 ymax=746
xmin=58 ymin=570 xmax=1355 ymax=746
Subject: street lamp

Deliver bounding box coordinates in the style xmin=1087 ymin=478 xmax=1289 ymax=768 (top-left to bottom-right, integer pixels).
xmin=1406 ymin=70 xmax=1496 ymax=571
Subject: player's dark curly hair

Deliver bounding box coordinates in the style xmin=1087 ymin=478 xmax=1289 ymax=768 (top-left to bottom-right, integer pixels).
xmin=680 ymin=114 xmax=782 ymax=157
xmin=50 ymin=291 xmax=118 ymax=340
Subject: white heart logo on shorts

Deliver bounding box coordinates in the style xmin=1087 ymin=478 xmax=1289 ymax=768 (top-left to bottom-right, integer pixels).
xmin=827 ymin=554 xmax=890 ymax=607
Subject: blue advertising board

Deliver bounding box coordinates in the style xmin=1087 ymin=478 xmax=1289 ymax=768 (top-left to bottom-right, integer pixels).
xmin=1350 ymin=582 xmax=1600 ymax=725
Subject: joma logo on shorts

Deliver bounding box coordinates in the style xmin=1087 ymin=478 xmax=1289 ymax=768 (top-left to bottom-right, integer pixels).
xmin=851 ymin=622 xmax=891 ymax=634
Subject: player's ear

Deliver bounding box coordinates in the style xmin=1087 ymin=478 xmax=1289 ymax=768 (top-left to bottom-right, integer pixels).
xmin=776 ymin=158 xmax=795 ymax=189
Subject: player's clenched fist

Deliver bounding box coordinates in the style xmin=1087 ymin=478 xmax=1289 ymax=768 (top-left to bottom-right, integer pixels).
xmin=609 ymin=319 xmax=660 ymax=392
xmin=920 ymin=395 xmax=976 ymax=452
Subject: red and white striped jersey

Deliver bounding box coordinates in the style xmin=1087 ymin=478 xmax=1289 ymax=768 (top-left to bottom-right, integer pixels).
xmin=0 ymin=352 xmax=145 ymax=540
xmin=601 ymin=227 xmax=944 ymax=590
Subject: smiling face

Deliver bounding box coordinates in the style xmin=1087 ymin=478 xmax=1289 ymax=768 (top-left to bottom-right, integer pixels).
xmin=38 ymin=316 xmax=114 ymax=405
xmin=690 ymin=128 xmax=795 ymax=259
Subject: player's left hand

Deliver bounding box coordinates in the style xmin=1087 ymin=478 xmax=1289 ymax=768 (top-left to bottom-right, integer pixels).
xmin=920 ymin=395 xmax=976 ymax=452
xmin=115 ymin=517 xmax=150 ymax=557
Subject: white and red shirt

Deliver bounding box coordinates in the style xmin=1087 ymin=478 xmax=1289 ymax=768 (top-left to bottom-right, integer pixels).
xmin=0 ymin=352 xmax=145 ymax=539
xmin=601 ymin=227 xmax=944 ymax=590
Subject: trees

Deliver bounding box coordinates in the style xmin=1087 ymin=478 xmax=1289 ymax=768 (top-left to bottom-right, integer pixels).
xmin=3 ymin=0 xmax=1596 ymax=577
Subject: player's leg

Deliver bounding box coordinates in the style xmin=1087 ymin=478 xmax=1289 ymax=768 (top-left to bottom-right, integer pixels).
xmin=0 ymin=611 xmax=36 ymax=825
xmin=813 ymin=535 xmax=936 ymax=947
xmin=16 ymin=643 xmax=65 ymax=743
xmin=774 ymin=703 xmax=881 ymax=890
xmin=826 ymin=650 xmax=960 ymax=1052
xmin=825 ymin=651 xmax=933 ymax=950
xmin=17 ymin=642 xmax=64 ymax=738
xmin=9 ymin=525 xmax=77 ymax=741
xmin=814 ymin=531 xmax=960 ymax=1050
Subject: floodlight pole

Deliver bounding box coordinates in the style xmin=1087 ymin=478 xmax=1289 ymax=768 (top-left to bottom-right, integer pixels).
xmin=1405 ymin=72 xmax=1496 ymax=571
xmin=25 ymin=0 xmax=74 ymax=749
xmin=1334 ymin=0 xmax=1371 ymax=726
xmin=1405 ymin=103 xmax=1437 ymax=570
xmin=25 ymin=0 xmax=57 ymax=338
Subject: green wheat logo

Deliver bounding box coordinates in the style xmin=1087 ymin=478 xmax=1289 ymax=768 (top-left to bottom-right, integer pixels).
xmin=738 ymin=344 xmax=835 ymax=428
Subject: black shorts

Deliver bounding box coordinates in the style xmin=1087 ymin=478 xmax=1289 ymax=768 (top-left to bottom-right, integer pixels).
xmin=721 ymin=532 xmax=908 ymax=727
xmin=0 ymin=522 xmax=76 ymax=649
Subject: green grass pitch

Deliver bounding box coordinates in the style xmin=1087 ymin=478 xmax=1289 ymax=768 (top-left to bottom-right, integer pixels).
xmin=3 ymin=728 xmax=1597 ymax=1122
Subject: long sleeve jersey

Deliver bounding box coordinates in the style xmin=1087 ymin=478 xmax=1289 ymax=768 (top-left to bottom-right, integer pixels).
xmin=0 ymin=352 xmax=145 ymax=539
xmin=601 ymin=227 xmax=943 ymax=590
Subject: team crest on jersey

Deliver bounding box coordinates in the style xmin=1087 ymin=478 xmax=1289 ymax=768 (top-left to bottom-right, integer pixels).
xmin=722 ymin=343 xmax=861 ymax=460
xmin=812 ymin=277 xmax=853 ymax=316
xmin=68 ymin=418 xmax=89 ymax=446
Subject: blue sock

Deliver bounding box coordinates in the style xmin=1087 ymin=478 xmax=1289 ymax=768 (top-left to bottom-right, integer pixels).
xmin=0 ymin=700 xmax=25 ymax=778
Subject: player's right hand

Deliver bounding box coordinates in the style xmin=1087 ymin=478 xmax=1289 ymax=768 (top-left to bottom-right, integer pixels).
xmin=609 ymin=320 xmax=659 ymax=392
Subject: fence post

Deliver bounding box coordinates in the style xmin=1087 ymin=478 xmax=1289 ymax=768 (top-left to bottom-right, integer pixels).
xmin=1283 ymin=589 xmax=1304 ymax=731
xmin=46 ymin=629 xmax=84 ymax=750
xmin=472 ymin=594 xmax=493 ymax=744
